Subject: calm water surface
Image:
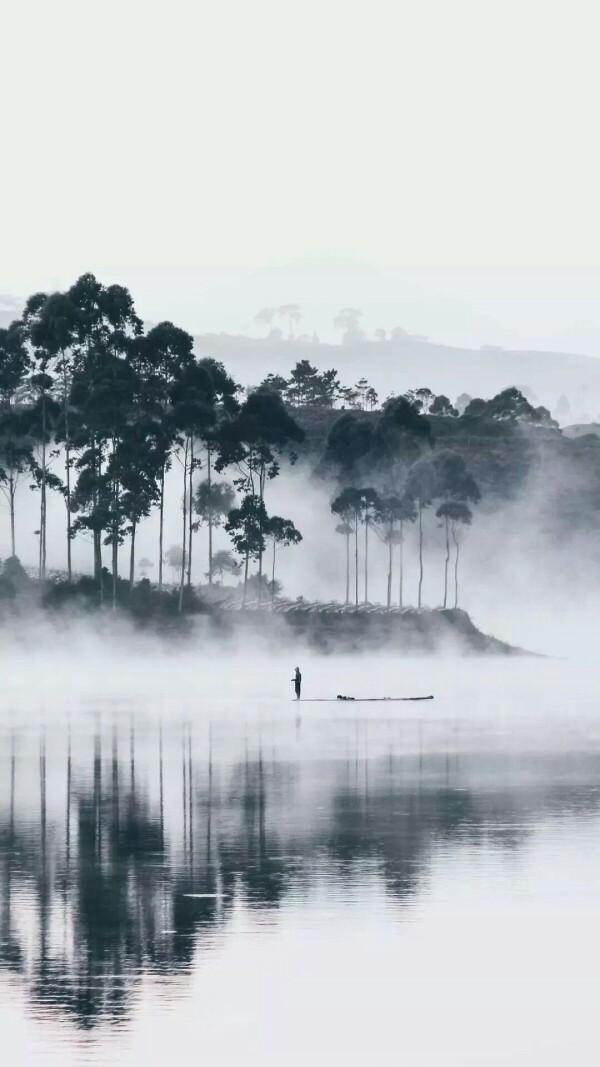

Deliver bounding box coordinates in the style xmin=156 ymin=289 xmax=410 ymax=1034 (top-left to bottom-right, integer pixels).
xmin=1 ymin=652 xmax=600 ymax=1065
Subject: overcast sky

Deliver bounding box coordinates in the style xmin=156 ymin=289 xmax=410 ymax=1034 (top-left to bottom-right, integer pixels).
xmin=3 ymin=0 xmax=600 ymax=351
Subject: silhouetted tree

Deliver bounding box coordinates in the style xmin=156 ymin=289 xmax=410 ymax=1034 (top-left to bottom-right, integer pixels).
xmin=22 ymin=293 xmax=56 ymax=581
xmin=359 ymin=488 xmax=380 ymax=603
xmin=20 ymin=289 xmax=81 ymax=578
xmin=144 ymin=322 xmax=194 ymax=592
xmin=163 ymin=545 xmax=183 ymax=584
xmin=207 ymin=549 xmax=240 ymax=584
xmin=430 ymin=394 xmax=458 ymax=417
xmin=216 ymin=391 xmax=303 ymax=600
xmin=194 ymin=358 xmax=240 ymax=589
xmin=324 ymin=414 xmax=374 ymax=476
xmin=405 ymin=459 xmax=437 ymax=608
xmin=464 ymin=388 xmax=557 ymax=427
xmin=370 ymin=396 xmax=433 ymax=484
xmin=335 ymin=521 xmax=353 ymax=604
xmin=355 ymin=378 xmax=370 ymax=409
xmin=170 ymin=361 xmax=216 ymax=608
xmin=278 ymin=304 xmax=302 ymax=337
xmin=374 ymin=494 xmax=416 ymax=609
xmin=254 ymin=308 xmax=277 ymax=334
xmin=405 ymin=387 xmax=435 ymax=414
xmin=331 ymin=487 xmax=377 ymax=606
xmin=434 ymin=451 xmax=480 ymax=608
xmin=331 ymin=489 xmax=363 ymax=607
xmin=193 ymin=480 xmax=235 ymax=585
xmin=436 ymin=501 xmax=473 ymax=608
xmin=66 ymin=278 xmax=143 ymax=601
xmin=285 ymin=361 xmax=340 ymax=407
xmin=225 ymin=494 xmax=268 ymax=604
xmin=0 ymin=321 xmax=31 ymax=555
xmin=334 ymin=308 xmax=362 ymax=342
xmin=338 ymin=385 xmax=360 ymax=408
xmin=120 ymin=334 xmax=164 ymax=588
xmin=266 ymin=515 xmax=302 ymax=605
xmin=259 ymin=373 xmax=288 ymax=398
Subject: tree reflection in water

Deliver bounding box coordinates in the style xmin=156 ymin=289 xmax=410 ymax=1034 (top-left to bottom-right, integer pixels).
xmin=1 ymin=717 xmax=599 ymax=1030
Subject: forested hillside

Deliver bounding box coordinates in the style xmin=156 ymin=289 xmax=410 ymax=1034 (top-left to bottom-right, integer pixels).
xmin=194 ymin=331 xmax=600 ymax=420
xmin=2 ymin=273 xmax=600 ymax=624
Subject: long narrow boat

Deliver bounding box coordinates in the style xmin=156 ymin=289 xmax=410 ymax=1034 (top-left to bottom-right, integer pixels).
xmin=297 ymin=695 xmax=434 ymax=703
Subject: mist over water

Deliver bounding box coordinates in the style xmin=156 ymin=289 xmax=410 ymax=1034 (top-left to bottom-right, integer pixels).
xmin=2 ymin=647 xmax=600 ymax=1065
xmin=6 ymin=0 xmax=600 ymax=1054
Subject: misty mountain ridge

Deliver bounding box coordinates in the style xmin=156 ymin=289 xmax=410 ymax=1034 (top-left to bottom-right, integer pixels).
xmin=3 ymin=289 xmax=600 ymax=413
xmin=195 ymin=332 xmax=600 ymax=416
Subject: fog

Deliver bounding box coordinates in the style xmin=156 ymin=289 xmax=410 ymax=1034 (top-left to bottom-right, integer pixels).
xmin=5 ymin=0 xmax=600 ymax=1057
xmin=2 ymin=643 xmax=600 ymax=1066
xmin=3 ymin=432 xmax=599 ymax=660
xmin=9 ymin=264 xmax=600 ymax=355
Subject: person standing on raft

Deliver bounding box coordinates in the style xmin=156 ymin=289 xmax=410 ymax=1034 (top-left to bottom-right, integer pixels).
xmin=292 ymin=667 xmax=302 ymax=700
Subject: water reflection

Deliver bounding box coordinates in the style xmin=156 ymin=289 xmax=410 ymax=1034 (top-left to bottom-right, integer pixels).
xmin=1 ymin=713 xmax=600 ymax=1034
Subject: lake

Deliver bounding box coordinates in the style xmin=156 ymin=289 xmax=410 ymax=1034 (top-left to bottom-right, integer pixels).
xmin=2 ymin=647 xmax=600 ymax=1065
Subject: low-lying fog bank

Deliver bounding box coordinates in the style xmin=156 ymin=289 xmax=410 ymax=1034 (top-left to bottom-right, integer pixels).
xmin=211 ymin=605 xmax=525 ymax=655
xmin=0 ymin=645 xmax=598 ymax=738
xmin=0 ymin=601 xmax=526 ymax=657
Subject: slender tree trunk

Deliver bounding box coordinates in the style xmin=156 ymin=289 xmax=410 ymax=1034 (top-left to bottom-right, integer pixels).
xmin=187 ymin=437 xmax=194 ymax=587
xmin=243 ymin=550 xmax=249 ymax=605
xmin=418 ymin=504 xmax=423 ymax=609
xmin=129 ymin=522 xmax=136 ymax=590
xmin=94 ymin=532 xmax=102 ymax=582
xmin=65 ymin=437 xmax=72 ymax=581
xmin=271 ymin=539 xmax=276 ymax=607
xmin=453 ymin=528 xmax=460 ymax=608
xmin=399 ymin=521 xmax=404 ymax=609
xmin=158 ymin=467 xmax=165 ymax=593
xmin=179 ymin=441 xmax=188 ymax=614
xmin=354 ymin=521 xmax=359 ymax=607
xmin=207 ymin=444 xmax=213 ymax=586
xmin=387 ymin=533 xmax=393 ymax=609
xmin=40 ymin=390 xmax=47 ymax=582
xmin=94 ymin=533 xmax=101 ymax=577
xmin=112 ymin=531 xmax=118 ymax=610
xmin=9 ymin=475 xmax=16 ymax=557
xmin=345 ymin=532 xmax=350 ymax=604
xmin=258 ymin=466 xmax=266 ymax=603
xmin=63 ymin=362 xmax=72 ymax=582
xmin=99 ymin=539 xmax=104 ymax=605
xmin=95 ymin=439 xmax=104 ymax=604
xmin=111 ymin=466 xmax=119 ymax=611
xmin=443 ymin=515 xmax=450 ymax=609
xmin=364 ymin=517 xmax=369 ymax=604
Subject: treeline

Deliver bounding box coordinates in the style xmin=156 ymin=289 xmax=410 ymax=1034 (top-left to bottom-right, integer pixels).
xmin=320 ymin=387 xmax=556 ymax=609
xmin=321 ymin=399 xmax=480 ymax=610
xmin=253 ymin=303 xmax=429 ymax=346
xmin=0 ymin=273 xmax=558 ymax=613
xmin=0 ymin=274 xmax=306 ymax=610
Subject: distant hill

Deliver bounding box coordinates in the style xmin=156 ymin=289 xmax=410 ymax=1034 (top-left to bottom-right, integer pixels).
xmin=562 ymin=423 xmax=600 ymax=439
xmin=193 ymin=332 xmax=600 ymax=415
xmin=2 ymin=288 xmax=600 ymax=414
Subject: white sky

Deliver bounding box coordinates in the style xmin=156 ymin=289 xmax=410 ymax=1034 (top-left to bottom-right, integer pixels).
xmin=2 ymin=0 xmax=600 ymax=348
